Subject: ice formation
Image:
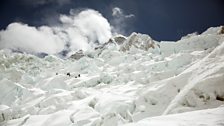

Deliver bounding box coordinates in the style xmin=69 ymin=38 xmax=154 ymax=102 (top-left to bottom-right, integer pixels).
xmin=0 ymin=26 xmax=224 ymax=126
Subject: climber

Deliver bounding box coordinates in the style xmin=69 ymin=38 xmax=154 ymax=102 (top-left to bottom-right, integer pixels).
xmin=66 ymin=72 xmax=71 ymax=77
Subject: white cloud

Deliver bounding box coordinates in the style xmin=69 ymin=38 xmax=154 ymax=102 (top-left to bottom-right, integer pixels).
xmin=112 ymin=7 xmax=135 ymax=18
xmin=112 ymin=7 xmax=123 ymax=17
xmin=0 ymin=23 xmax=65 ymax=54
xmin=111 ymin=7 xmax=135 ymax=35
xmin=125 ymin=14 xmax=135 ymax=18
xmin=60 ymin=9 xmax=112 ymax=51
xmin=0 ymin=9 xmax=112 ymax=54
xmin=65 ymin=28 xmax=91 ymax=51
xmin=72 ymin=10 xmax=112 ymax=44
xmin=60 ymin=15 xmax=73 ymax=24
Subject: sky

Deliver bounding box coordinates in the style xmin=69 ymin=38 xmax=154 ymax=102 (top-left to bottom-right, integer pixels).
xmin=0 ymin=0 xmax=224 ymax=54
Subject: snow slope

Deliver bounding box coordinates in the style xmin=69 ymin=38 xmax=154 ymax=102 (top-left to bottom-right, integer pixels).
xmin=124 ymin=106 xmax=224 ymax=126
xmin=0 ymin=26 xmax=224 ymax=126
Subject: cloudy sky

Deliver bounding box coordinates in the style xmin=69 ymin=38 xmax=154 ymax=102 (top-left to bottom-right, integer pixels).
xmin=0 ymin=0 xmax=224 ymax=54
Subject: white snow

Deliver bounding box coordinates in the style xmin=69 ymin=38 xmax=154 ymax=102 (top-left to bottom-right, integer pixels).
xmin=0 ymin=26 xmax=224 ymax=126
xmin=124 ymin=106 xmax=224 ymax=126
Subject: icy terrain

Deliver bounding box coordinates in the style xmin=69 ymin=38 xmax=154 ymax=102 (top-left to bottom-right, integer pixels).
xmin=0 ymin=26 xmax=224 ymax=126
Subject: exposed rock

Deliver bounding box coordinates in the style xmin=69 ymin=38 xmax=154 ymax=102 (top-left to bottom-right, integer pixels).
xmin=69 ymin=50 xmax=85 ymax=60
xmin=219 ymin=26 xmax=224 ymax=34
xmin=94 ymin=35 xmax=127 ymax=51
xmin=120 ymin=32 xmax=159 ymax=51
xmin=113 ymin=35 xmax=127 ymax=45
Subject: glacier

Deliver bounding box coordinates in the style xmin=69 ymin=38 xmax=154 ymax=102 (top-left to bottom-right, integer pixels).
xmin=0 ymin=26 xmax=224 ymax=126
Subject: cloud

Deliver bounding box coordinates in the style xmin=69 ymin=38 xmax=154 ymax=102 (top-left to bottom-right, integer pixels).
xmin=0 ymin=23 xmax=65 ymax=54
xmin=112 ymin=7 xmax=134 ymax=18
xmin=0 ymin=9 xmax=112 ymax=55
xmin=111 ymin=7 xmax=135 ymax=35
xmin=69 ymin=10 xmax=112 ymax=44
xmin=112 ymin=7 xmax=123 ymax=17
xmin=59 ymin=9 xmax=112 ymax=51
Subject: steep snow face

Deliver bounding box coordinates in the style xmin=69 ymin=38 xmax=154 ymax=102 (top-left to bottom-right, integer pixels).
xmin=124 ymin=107 xmax=224 ymax=126
xmin=0 ymin=27 xmax=224 ymax=126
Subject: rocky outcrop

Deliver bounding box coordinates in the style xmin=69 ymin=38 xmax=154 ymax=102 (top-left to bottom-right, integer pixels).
xmin=69 ymin=50 xmax=85 ymax=60
xmin=120 ymin=33 xmax=159 ymax=52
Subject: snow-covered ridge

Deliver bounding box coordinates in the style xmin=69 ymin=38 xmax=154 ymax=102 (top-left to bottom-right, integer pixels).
xmin=0 ymin=26 xmax=224 ymax=126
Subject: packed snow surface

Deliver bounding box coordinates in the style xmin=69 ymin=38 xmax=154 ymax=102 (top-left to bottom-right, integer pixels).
xmin=0 ymin=26 xmax=224 ymax=126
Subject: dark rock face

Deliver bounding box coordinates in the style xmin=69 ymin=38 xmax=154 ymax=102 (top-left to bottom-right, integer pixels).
xmin=219 ymin=26 xmax=224 ymax=34
xmin=113 ymin=35 xmax=127 ymax=45
xmin=94 ymin=35 xmax=127 ymax=50
xmin=120 ymin=33 xmax=159 ymax=52
xmin=69 ymin=50 xmax=85 ymax=60
xmin=36 ymin=52 xmax=48 ymax=58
